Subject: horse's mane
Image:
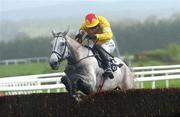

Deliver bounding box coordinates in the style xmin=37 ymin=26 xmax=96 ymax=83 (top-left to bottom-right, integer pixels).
xmin=66 ymin=35 xmax=90 ymax=52
xmin=66 ymin=36 xmax=81 ymax=47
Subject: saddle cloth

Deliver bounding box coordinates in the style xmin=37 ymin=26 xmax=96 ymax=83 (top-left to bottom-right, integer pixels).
xmin=84 ymin=46 xmax=123 ymax=72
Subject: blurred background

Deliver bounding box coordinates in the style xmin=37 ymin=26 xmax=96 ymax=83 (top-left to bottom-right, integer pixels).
xmin=0 ymin=0 xmax=180 ymax=77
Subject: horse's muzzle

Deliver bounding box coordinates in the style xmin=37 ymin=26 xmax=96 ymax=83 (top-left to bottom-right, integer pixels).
xmin=49 ymin=61 xmax=60 ymax=70
xmin=49 ymin=53 xmax=60 ymax=70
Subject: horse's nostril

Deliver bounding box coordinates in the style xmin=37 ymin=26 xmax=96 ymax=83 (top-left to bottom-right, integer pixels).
xmin=54 ymin=61 xmax=58 ymax=65
xmin=49 ymin=61 xmax=59 ymax=70
xmin=50 ymin=61 xmax=57 ymax=65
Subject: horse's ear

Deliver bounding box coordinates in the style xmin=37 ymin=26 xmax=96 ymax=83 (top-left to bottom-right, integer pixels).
xmin=51 ymin=30 xmax=56 ymax=37
xmin=63 ymin=26 xmax=70 ymax=37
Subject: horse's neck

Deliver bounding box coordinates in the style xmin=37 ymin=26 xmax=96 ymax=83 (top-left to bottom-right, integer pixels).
xmin=66 ymin=36 xmax=91 ymax=64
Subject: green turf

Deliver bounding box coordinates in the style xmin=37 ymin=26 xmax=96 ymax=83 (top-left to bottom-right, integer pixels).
xmin=140 ymin=79 xmax=180 ymax=89
xmin=0 ymin=62 xmax=66 ymax=78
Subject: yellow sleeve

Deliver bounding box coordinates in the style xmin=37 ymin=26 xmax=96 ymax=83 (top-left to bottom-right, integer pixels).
xmin=96 ymin=16 xmax=113 ymax=41
xmin=96 ymin=30 xmax=113 ymax=41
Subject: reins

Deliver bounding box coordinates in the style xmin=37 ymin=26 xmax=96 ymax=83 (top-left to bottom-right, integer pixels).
xmin=68 ymin=37 xmax=96 ymax=65
xmin=97 ymin=77 xmax=106 ymax=93
xmin=71 ymin=54 xmax=95 ymax=65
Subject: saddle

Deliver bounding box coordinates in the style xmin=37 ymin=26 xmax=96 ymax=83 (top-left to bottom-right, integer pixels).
xmin=84 ymin=46 xmax=123 ymax=72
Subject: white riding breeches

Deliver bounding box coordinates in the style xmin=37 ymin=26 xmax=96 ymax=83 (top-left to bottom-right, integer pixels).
xmin=101 ymin=39 xmax=115 ymax=54
xmin=81 ymin=37 xmax=116 ymax=54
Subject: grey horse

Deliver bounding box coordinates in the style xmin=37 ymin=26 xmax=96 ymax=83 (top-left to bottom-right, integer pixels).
xmin=49 ymin=29 xmax=135 ymax=100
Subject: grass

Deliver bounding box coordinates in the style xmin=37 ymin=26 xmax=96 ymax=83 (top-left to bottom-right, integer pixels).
xmin=131 ymin=60 xmax=165 ymax=67
xmin=141 ymin=80 xmax=180 ymax=89
xmin=0 ymin=61 xmax=66 ymax=78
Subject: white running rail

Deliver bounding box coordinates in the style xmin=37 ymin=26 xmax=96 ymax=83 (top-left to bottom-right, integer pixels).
xmin=0 ymin=73 xmax=66 ymax=95
xmin=0 ymin=64 xmax=180 ymax=95
xmin=0 ymin=57 xmax=48 ymax=65
xmin=133 ymin=64 xmax=180 ymax=89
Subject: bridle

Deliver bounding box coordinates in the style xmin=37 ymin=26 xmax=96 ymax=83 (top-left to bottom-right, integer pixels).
xmin=51 ymin=34 xmax=68 ymax=62
xmin=51 ymin=33 xmax=95 ymax=65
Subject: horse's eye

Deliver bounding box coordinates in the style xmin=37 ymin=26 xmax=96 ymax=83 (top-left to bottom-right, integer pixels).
xmin=61 ymin=43 xmax=65 ymax=46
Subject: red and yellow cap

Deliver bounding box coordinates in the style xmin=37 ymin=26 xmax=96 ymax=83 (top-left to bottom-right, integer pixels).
xmin=85 ymin=13 xmax=99 ymax=28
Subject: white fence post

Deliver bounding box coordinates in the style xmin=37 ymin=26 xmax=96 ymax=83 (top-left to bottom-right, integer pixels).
xmin=152 ymin=81 xmax=156 ymax=89
xmin=140 ymin=82 xmax=144 ymax=88
xmin=165 ymin=80 xmax=169 ymax=88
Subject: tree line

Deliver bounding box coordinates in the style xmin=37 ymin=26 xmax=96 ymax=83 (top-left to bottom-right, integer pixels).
xmin=0 ymin=15 xmax=180 ymax=60
xmin=0 ymin=35 xmax=50 ymax=60
xmin=112 ymin=15 xmax=180 ymax=54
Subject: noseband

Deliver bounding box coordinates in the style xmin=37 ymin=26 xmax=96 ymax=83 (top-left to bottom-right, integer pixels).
xmin=51 ymin=35 xmax=68 ymax=62
xmin=51 ymin=34 xmax=95 ymax=65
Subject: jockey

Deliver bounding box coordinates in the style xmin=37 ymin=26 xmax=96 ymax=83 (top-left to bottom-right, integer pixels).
xmin=75 ymin=13 xmax=116 ymax=79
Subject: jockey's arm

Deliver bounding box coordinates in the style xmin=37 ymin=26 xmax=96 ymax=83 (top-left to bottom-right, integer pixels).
xmin=96 ymin=27 xmax=113 ymax=45
xmin=95 ymin=16 xmax=113 ymax=42
xmin=96 ymin=31 xmax=112 ymax=41
xmin=75 ymin=32 xmax=83 ymax=43
xmin=75 ymin=23 xmax=87 ymax=43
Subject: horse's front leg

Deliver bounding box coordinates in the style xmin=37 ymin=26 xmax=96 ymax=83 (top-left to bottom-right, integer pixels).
xmin=61 ymin=75 xmax=72 ymax=93
xmin=71 ymin=78 xmax=93 ymax=102
xmin=61 ymin=75 xmax=79 ymax=100
xmin=77 ymin=78 xmax=93 ymax=95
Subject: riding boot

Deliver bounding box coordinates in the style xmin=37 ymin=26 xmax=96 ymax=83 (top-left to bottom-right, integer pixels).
xmin=93 ymin=45 xmax=114 ymax=79
xmin=103 ymin=61 xmax=114 ymax=79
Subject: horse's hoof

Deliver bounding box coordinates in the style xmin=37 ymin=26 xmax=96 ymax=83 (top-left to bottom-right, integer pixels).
xmin=76 ymin=97 xmax=82 ymax=102
xmin=72 ymin=94 xmax=82 ymax=102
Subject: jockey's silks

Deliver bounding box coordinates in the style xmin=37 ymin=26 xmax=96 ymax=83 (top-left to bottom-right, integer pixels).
xmin=80 ymin=16 xmax=113 ymax=45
